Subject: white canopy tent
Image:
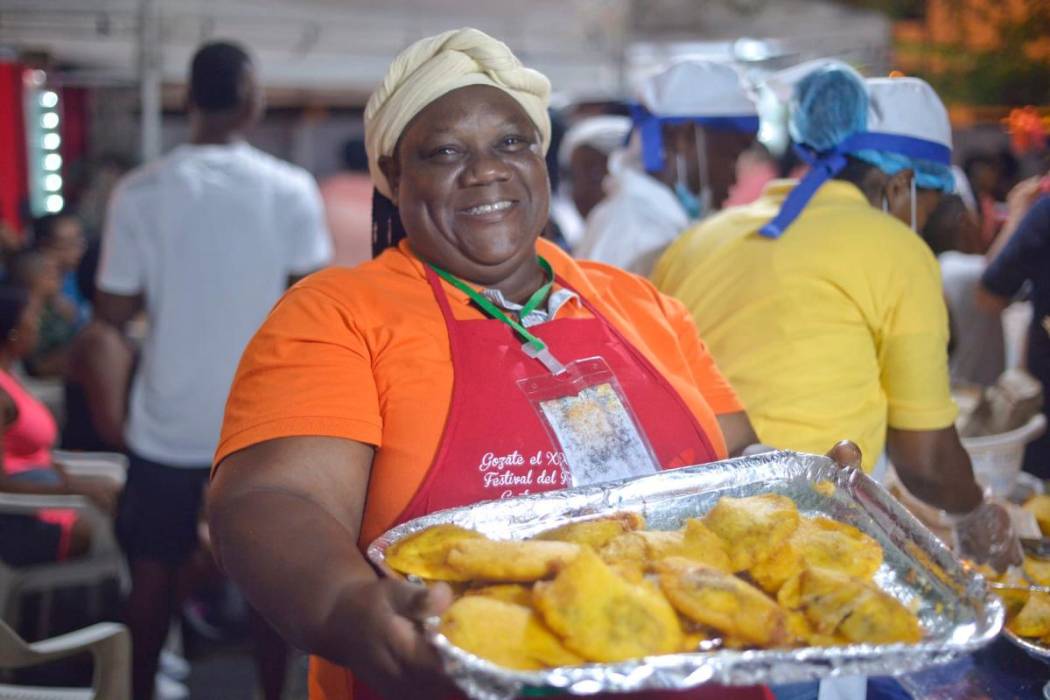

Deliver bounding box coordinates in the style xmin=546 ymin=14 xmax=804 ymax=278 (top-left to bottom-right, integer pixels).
xmin=0 ymin=0 xmax=890 ymax=161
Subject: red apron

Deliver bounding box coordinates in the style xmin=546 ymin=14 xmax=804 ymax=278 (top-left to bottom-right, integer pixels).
xmin=355 ymin=267 xmax=770 ymax=700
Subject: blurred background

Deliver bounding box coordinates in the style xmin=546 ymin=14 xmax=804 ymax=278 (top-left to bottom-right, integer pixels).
xmin=1 ymin=0 xmax=1046 ymax=235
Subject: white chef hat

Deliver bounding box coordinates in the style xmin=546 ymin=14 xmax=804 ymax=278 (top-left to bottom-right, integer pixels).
xmin=631 ymin=60 xmax=759 ymax=172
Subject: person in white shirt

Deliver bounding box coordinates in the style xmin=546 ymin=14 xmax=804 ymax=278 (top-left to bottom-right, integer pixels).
xmin=575 ymin=60 xmax=759 ymax=275
xmin=549 ymin=114 xmax=632 ymax=250
xmin=94 ymin=41 xmax=331 ymax=700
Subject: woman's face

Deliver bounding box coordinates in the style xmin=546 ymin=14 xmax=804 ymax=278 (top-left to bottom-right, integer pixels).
xmin=569 ymin=145 xmax=609 ymax=219
xmin=35 ymin=256 xmax=62 ymax=300
xmin=46 ymin=217 xmax=87 ymax=272
xmin=884 ymin=170 xmax=943 ymax=232
xmin=382 ymin=85 xmax=550 ymax=286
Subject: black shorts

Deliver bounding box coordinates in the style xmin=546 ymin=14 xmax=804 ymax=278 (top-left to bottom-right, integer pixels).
xmin=0 ymin=514 xmax=62 ymax=566
xmin=115 ymin=452 xmax=210 ymax=566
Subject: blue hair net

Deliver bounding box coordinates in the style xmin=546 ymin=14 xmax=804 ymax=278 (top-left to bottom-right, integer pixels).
xmin=852 ymin=150 xmax=956 ymax=192
xmin=788 ymin=66 xmax=868 ymax=152
xmin=789 ymin=66 xmax=955 ymax=192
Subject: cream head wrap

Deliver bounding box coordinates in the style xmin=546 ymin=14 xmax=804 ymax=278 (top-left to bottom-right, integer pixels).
xmin=364 ymin=28 xmax=552 ymax=200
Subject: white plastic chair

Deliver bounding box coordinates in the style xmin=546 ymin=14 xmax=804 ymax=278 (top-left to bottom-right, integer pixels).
xmin=0 ymin=453 xmax=128 ymax=640
xmin=0 ymin=619 xmax=129 ymax=700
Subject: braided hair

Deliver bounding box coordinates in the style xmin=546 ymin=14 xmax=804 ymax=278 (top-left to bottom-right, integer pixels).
xmin=371 ymin=188 xmax=407 ymax=259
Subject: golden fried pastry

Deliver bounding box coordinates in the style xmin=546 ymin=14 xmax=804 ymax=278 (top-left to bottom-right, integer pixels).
xmin=749 ymin=544 xmax=804 ymax=595
xmin=657 ymin=557 xmax=790 ymax=648
xmin=702 ymin=494 xmax=800 ymax=571
xmin=1024 ymin=495 xmax=1050 ymax=537
xmin=599 ymin=519 xmax=731 ymax=578
xmin=535 ymin=512 xmax=645 ymax=549
xmin=440 ymin=596 xmax=583 ymax=670
xmin=446 ymin=540 xmax=581 ymax=582
xmin=751 ymin=516 xmax=883 ymax=594
xmin=1024 ymin=556 xmax=1050 ymax=587
xmin=780 ymin=567 xmax=921 ymax=644
xmin=384 ymin=524 xmax=487 ymax=582
xmin=533 ymin=548 xmax=683 ymax=662
xmin=1007 ymin=592 xmax=1050 ymax=638
xmin=786 ymin=611 xmax=844 ymax=647
xmin=838 ymin=589 xmax=923 ymax=644
xmin=793 ymin=517 xmax=882 ymax=578
xmin=463 ymin=584 xmax=535 ymax=607
xmin=998 ymin=586 xmax=1031 ymax=621
xmin=679 ymin=630 xmax=714 ymax=652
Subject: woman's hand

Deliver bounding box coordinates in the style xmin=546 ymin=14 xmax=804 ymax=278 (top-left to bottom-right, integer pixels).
xmin=337 ymin=578 xmax=456 ymax=699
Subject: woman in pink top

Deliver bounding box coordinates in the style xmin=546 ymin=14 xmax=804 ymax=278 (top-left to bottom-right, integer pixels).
xmin=0 ymin=285 xmax=118 ymax=564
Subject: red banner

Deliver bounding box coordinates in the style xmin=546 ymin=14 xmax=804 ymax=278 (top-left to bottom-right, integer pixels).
xmin=0 ymin=62 xmax=28 ymax=236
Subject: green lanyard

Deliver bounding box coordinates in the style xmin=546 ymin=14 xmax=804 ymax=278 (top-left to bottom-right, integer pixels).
xmin=429 ymin=256 xmax=566 ymax=374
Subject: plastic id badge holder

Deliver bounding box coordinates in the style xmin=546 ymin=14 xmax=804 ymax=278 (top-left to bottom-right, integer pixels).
xmin=518 ymin=356 xmax=660 ymax=487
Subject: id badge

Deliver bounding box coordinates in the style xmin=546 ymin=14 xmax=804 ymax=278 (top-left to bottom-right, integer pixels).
xmin=518 ymin=356 xmax=660 ymax=487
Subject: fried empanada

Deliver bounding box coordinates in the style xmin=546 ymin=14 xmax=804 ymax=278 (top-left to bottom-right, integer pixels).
xmin=1024 ymin=556 xmax=1050 ymax=587
xmin=599 ymin=520 xmax=731 ymax=578
xmin=533 ymin=548 xmax=682 ymax=662
xmin=446 ymin=539 xmax=581 ymax=582
xmin=1024 ymin=495 xmax=1050 ymax=537
xmin=384 ymin=524 xmax=487 ymax=582
xmin=702 ymin=494 xmax=800 ymax=571
xmin=838 ymin=588 xmax=923 ymax=645
xmin=1008 ymin=592 xmax=1050 ymax=638
xmin=463 ymin=584 xmax=535 ymax=607
xmin=535 ymin=512 xmax=645 ymax=549
xmin=750 ymin=516 xmax=882 ymax=594
xmin=780 ymin=567 xmax=921 ymax=644
xmin=657 ymin=557 xmax=790 ymax=648
xmin=786 ymin=611 xmax=844 ymax=647
xmin=792 ymin=517 xmax=881 ymax=576
xmin=440 ymin=596 xmax=583 ymax=670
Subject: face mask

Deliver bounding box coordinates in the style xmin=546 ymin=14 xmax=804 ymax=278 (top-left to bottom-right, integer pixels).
xmin=675 ymin=151 xmax=704 ymax=220
xmin=674 ymin=181 xmax=702 ymax=220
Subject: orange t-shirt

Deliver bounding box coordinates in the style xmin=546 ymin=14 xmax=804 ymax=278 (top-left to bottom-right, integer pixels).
xmin=214 ymin=237 xmax=743 ymax=699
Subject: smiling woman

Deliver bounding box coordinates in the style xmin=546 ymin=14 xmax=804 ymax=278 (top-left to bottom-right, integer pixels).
xmin=381 ymin=85 xmax=551 ymax=296
xmin=207 ymin=27 xmax=767 ymax=700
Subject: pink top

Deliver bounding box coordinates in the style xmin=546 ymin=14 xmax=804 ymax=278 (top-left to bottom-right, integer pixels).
xmin=0 ymin=369 xmax=57 ymax=474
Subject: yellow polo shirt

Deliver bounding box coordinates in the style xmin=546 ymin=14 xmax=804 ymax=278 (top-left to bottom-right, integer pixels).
xmin=652 ymin=179 xmax=958 ymax=471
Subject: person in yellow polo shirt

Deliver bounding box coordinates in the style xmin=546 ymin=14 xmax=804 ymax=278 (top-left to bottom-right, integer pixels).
xmin=653 ymin=65 xmax=1020 ymax=572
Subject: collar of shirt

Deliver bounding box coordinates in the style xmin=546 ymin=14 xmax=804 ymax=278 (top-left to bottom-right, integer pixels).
xmin=481 ymin=286 xmax=579 ymax=327
xmin=391 ymin=238 xmax=597 ymax=320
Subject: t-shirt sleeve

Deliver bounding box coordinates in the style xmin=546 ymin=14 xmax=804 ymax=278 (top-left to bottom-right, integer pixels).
xmin=96 ymin=184 xmax=145 ymax=295
xmin=878 ymin=247 xmax=958 ymax=431
xmin=657 ymin=288 xmax=744 ymax=415
xmin=982 ymin=196 xmax=1050 ymax=299
xmin=282 ymin=171 xmax=334 ymax=275
xmin=214 ymin=284 xmax=381 ymax=467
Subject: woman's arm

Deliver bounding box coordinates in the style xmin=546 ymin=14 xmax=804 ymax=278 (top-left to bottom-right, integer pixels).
xmin=716 ymin=411 xmax=758 ymax=457
xmin=208 ymin=435 xmax=454 ymax=698
xmin=67 ymin=320 xmax=134 ymax=449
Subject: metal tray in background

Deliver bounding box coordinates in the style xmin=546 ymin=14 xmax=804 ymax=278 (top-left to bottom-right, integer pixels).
xmin=367 ymin=451 xmax=1004 ymax=700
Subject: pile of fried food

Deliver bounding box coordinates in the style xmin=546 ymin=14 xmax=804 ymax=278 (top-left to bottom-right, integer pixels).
xmin=992 ymin=494 xmax=1050 ymax=646
xmin=384 ymin=494 xmax=923 ymax=670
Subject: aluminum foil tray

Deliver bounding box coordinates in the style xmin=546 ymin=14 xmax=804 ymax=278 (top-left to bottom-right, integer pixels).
xmin=367 ymin=451 xmax=1004 ymax=699
xmin=1006 ymin=629 xmax=1050 ymax=664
